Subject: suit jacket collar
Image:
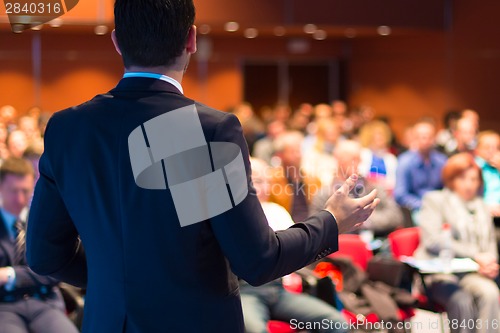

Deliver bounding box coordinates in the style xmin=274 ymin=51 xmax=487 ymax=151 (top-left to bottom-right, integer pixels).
xmin=111 ymin=77 xmax=183 ymax=96
xmin=0 ymin=210 xmax=15 ymax=265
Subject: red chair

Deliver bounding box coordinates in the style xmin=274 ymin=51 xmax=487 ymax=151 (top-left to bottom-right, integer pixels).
xmin=388 ymin=227 xmax=420 ymax=259
xmin=328 ymin=234 xmax=373 ymax=271
xmin=267 ymin=320 xmax=297 ymax=333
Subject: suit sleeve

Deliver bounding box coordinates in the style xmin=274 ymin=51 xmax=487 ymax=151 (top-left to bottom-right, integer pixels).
xmin=209 ymin=113 xmax=339 ymax=286
xmin=26 ymin=116 xmax=87 ymax=288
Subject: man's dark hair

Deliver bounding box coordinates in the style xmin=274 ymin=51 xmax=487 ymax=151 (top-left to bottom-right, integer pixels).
xmin=0 ymin=158 xmax=34 ymax=183
xmin=114 ymin=0 xmax=196 ymax=68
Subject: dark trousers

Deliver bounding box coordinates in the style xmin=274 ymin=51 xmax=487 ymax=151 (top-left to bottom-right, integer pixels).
xmin=0 ymin=297 xmax=79 ymax=333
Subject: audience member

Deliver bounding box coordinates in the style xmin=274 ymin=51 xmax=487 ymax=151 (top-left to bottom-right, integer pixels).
xmin=0 ymin=105 xmax=17 ymax=132
xmin=6 ymin=130 xmax=28 ymax=159
xmin=252 ymin=120 xmax=287 ymax=165
xmin=310 ymin=140 xmax=403 ymax=237
xmin=240 ymin=158 xmax=348 ymax=333
xmin=269 ymin=131 xmax=321 ymax=222
xmin=415 ymin=153 xmax=499 ymax=333
xmin=440 ymin=117 xmax=478 ymax=156
xmin=288 ymin=103 xmax=313 ymax=134
xmin=358 ymin=120 xmax=398 ymax=193
xmin=436 ymin=110 xmax=461 ymax=154
xmin=302 ymin=118 xmax=341 ymax=186
xmin=394 ymin=120 xmax=447 ymax=215
xmin=0 ymin=158 xmax=79 ymax=333
xmin=232 ymin=102 xmax=265 ymax=152
xmin=474 ymin=131 xmax=500 ymax=217
xmin=18 ymin=116 xmax=42 ymax=146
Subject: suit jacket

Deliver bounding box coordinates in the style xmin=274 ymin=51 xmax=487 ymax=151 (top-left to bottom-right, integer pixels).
xmin=26 ymin=77 xmax=339 ymax=333
xmin=414 ymin=189 xmax=498 ymax=261
xmin=0 ymin=212 xmax=61 ymax=304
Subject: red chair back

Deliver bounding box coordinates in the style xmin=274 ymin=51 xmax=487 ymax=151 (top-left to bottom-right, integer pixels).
xmin=329 ymin=234 xmax=373 ymax=271
xmin=388 ymin=227 xmax=420 ymax=258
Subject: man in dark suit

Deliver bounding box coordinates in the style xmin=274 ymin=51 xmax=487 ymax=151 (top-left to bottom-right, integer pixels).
xmin=0 ymin=158 xmax=78 ymax=333
xmin=26 ymin=1 xmax=379 ymax=332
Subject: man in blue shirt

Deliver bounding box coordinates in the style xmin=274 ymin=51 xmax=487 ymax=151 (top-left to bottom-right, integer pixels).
xmin=0 ymin=158 xmax=78 ymax=333
xmin=395 ymin=120 xmax=447 ymax=214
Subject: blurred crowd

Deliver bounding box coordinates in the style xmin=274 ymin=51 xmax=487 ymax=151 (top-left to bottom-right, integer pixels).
xmin=1 ymin=101 xmax=499 ymax=332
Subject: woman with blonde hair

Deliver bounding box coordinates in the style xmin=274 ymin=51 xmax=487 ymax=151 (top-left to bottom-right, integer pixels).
xmin=358 ymin=120 xmax=398 ymax=193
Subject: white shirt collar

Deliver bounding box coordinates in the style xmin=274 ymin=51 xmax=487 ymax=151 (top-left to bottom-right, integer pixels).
xmin=123 ymin=72 xmax=184 ymax=94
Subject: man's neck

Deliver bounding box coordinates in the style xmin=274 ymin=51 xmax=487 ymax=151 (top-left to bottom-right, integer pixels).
xmin=125 ymin=65 xmax=184 ymax=84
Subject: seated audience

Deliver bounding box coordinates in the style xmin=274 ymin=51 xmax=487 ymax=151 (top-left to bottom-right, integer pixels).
xmin=6 ymin=130 xmax=28 ymax=159
xmin=358 ymin=120 xmax=398 ymax=193
xmin=232 ymin=102 xmax=265 ymax=152
xmin=269 ymin=131 xmax=321 ymax=222
xmin=252 ymin=120 xmax=287 ymax=165
xmin=310 ymin=140 xmax=403 ymax=237
xmin=288 ymin=103 xmax=313 ymax=134
xmin=436 ymin=110 xmax=461 ymax=154
xmin=394 ymin=120 xmax=447 ymax=215
xmin=0 ymin=158 xmax=79 ymax=333
xmin=415 ymin=153 xmax=499 ymax=333
xmin=240 ymin=158 xmax=348 ymax=333
xmin=302 ymin=118 xmax=341 ymax=186
xmin=474 ymin=130 xmax=500 ymax=217
xmin=440 ymin=116 xmax=478 ymax=156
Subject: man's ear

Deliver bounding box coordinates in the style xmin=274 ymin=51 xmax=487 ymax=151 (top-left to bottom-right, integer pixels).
xmin=186 ymin=25 xmax=197 ymax=54
xmin=111 ymin=30 xmax=122 ymax=56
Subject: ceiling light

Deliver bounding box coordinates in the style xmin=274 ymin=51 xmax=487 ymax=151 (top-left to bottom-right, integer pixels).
xmin=224 ymin=21 xmax=239 ymax=32
xmin=244 ymin=28 xmax=258 ymax=39
xmin=31 ymin=24 xmax=43 ymax=31
xmin=303 ymin=24 xmax=317 ymax=34
xmin=94 ymin=25 xmax=108 ymax=35
xmin=377 ymin=25 xmax=391 ymax=36
xmin=312 ymin=29 xmax=327 ymax=40
xmin=274 ymin=26 xmax=286 ymax=37
xmin=199 ymin=24 xmax=211 ymax=35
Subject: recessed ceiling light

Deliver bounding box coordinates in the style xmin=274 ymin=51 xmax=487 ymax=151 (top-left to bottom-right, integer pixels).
xmin=377 ymin=25 xmax=391 ymax=36
xmin=303 ymin=24 xmax=317 ymax=34
xmin=31 ymin=24 xmax=43 ymax=31
xmin=94 ymin=25 xmax=108 ymax=35
xmin=224 ymin=21 xmax=239 ymax=32
xmin=199 ymin=24 xmax=211 ymax=35
xmin=313 ymin=29 xmax=327 ymax=40
xmin=344 ymin=28 xmax=357 ymax=38
xmin=274 ymin=26 xmax=286 ymax=37
xmin=244 ymin=28 xmax=258 ymax=39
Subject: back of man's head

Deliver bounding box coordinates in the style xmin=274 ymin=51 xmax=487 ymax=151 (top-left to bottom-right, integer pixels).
xmin=114 ymin=0 xmax=196 ymax=68
xmin=0 ymin=158 xmax=34 ymax=183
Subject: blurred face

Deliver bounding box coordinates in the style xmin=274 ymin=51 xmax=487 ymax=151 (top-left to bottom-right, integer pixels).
xmin=335 ymin=151 xmax=361 ymax=179
xmin=455 ymin=119 xmax=477 ymax=146
xmin=372 ymin=128 xmax=388 ymax=150
xmin=476 ymin=135 xmax=500 ymax=162
xmin=280 ymin=145 xmax=302 ymax=168
xmin=0 ymin=174 xmax=34 ymax=216
xmin=413 ymin=123 xmax=436 ymax=154
xmin=323 ymin=124 xmax=340 ymax=144
xmin=251 ymin=167 xmax=270 ymax=202
xmin=7 ymin=131 xmax=28 ymax=158
xmin=267 ymin=121 xmax=286 ymax=139
xmin=451 ymin=167 xmax=481 ymax=202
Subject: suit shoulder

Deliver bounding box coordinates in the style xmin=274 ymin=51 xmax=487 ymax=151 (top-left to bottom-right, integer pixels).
xmin=49 ymin=93 xmax=113 ymax=123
